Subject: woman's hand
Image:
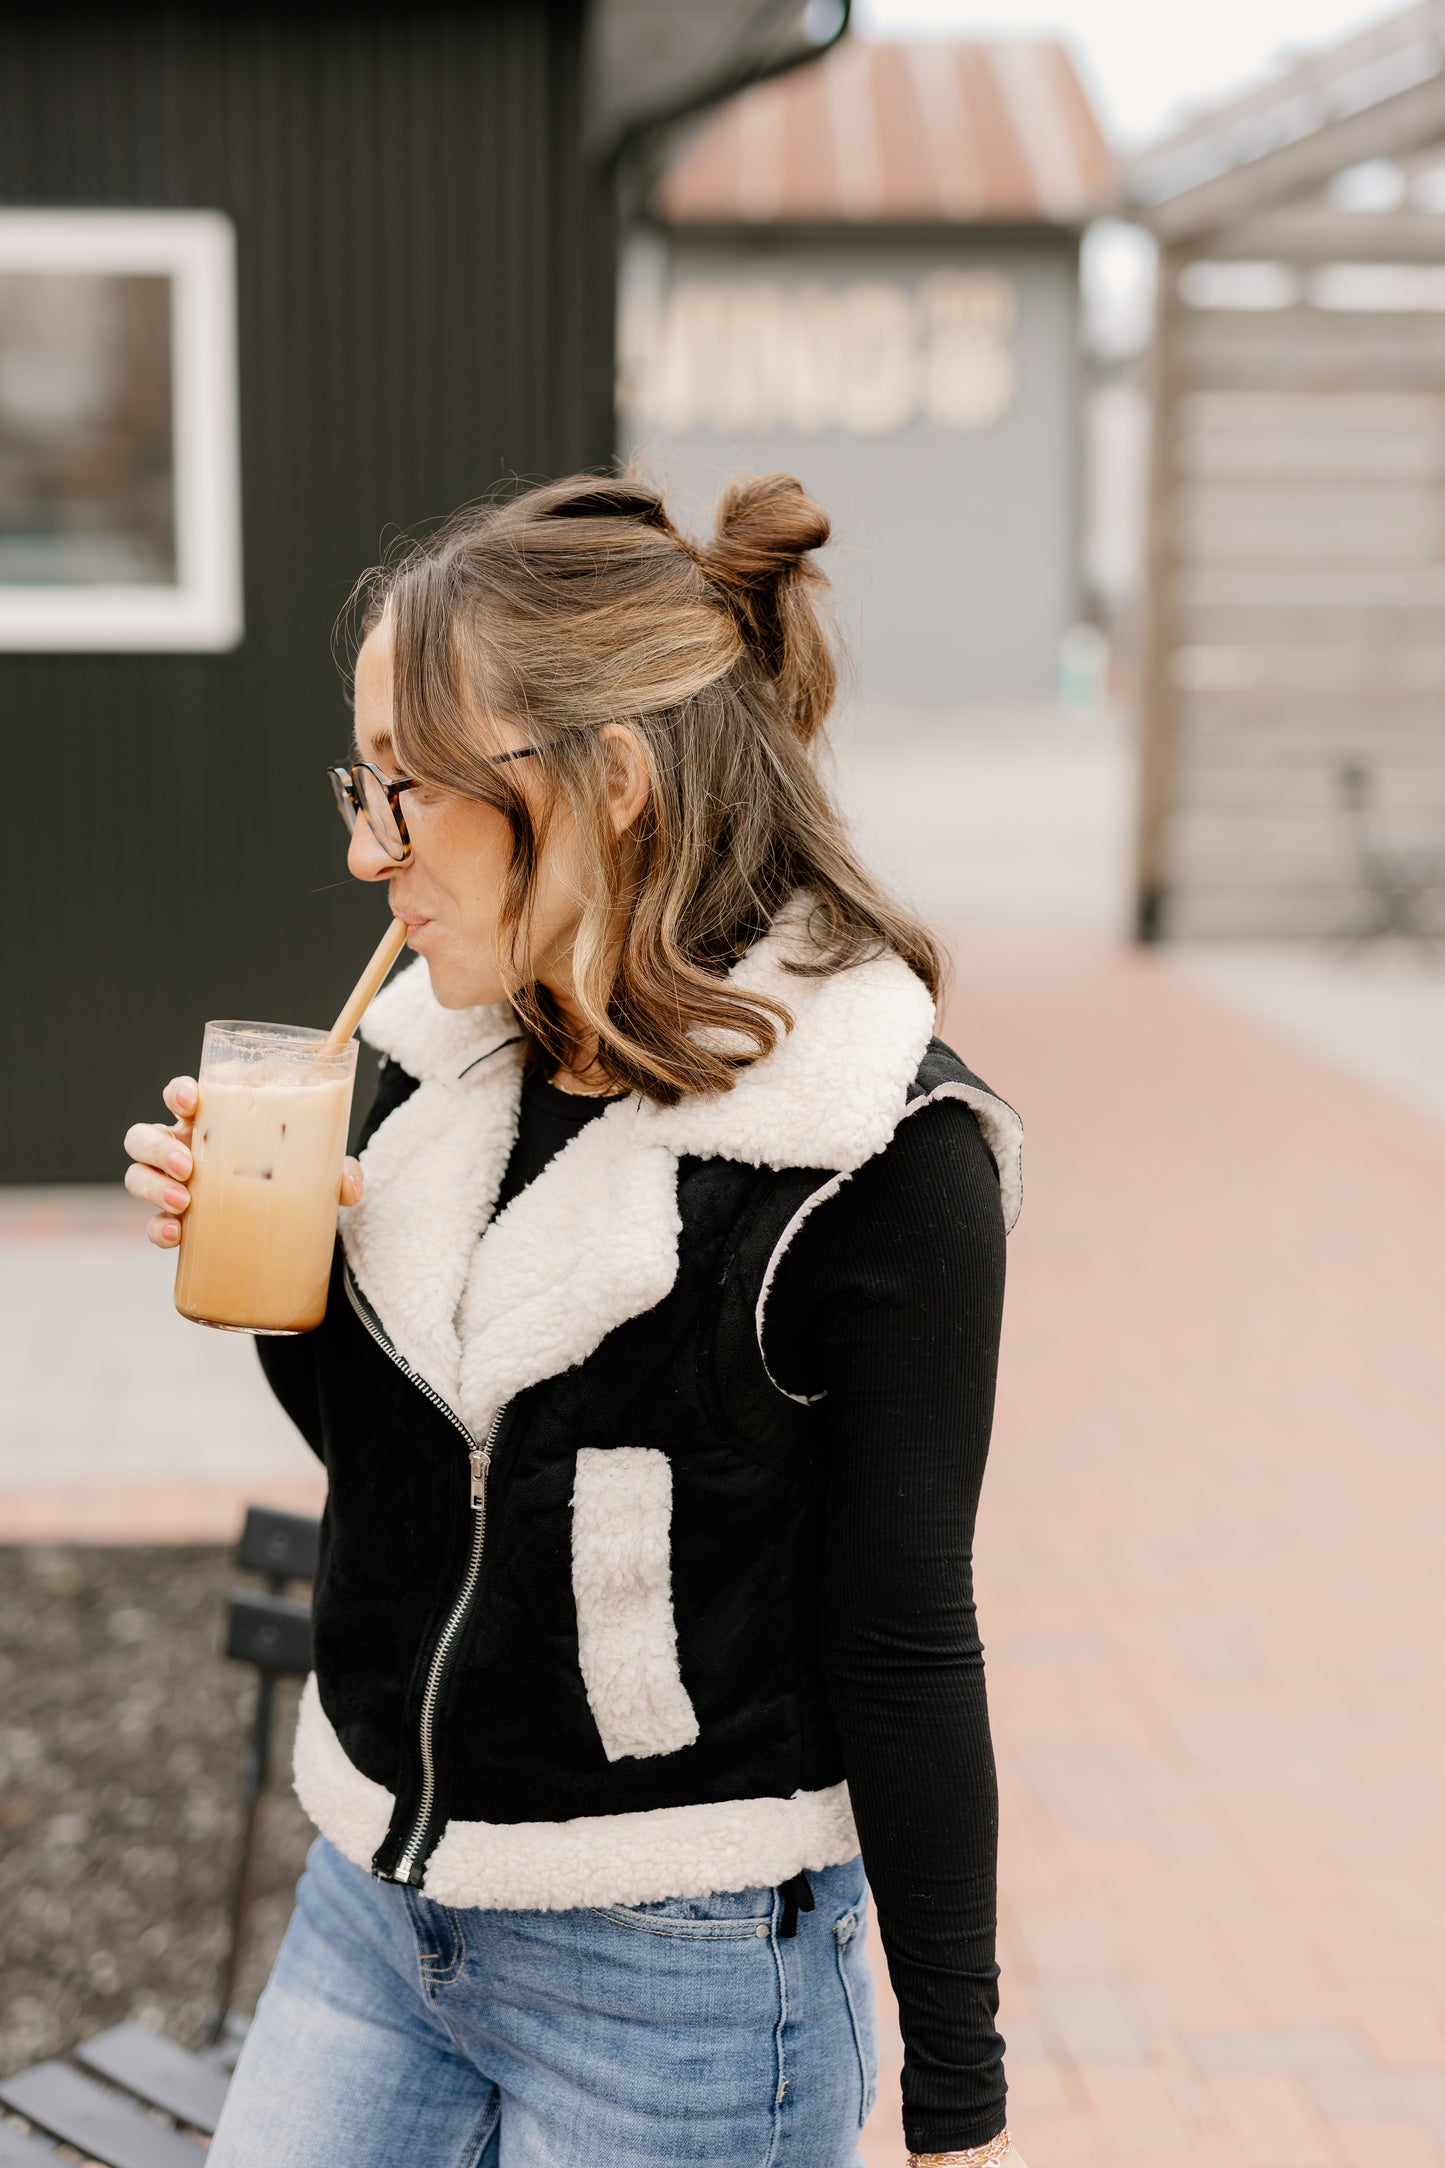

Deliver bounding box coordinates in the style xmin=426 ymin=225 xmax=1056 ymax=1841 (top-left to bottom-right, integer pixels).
xmin=123 ymin=1076 xmax=199 ymax=1249
xmin=123 ymin=1078 xmax=364 ymax=1249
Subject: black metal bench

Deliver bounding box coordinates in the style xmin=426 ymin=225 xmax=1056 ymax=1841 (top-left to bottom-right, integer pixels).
xmin=0 ymin=1506 xmax=320 ymax=2166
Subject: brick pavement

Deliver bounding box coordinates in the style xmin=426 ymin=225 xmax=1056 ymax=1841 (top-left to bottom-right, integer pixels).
xmin=5 ymin=937 xmax=1444 ymax=2163
xmin=861 ymin=939 xmax=1445 ymax=2165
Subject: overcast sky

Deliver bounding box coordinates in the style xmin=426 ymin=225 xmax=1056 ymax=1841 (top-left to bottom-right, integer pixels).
xmin=854 ymin=0 xmax=1403 ymax=146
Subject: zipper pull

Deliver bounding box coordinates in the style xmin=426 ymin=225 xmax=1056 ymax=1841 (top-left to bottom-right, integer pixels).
xmin=469 ymin=1446 xmax=490 ymax=1510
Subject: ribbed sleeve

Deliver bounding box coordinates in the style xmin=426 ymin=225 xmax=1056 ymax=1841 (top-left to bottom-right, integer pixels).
xmin=763 ymin=1097 xmax=1009 ymax=2154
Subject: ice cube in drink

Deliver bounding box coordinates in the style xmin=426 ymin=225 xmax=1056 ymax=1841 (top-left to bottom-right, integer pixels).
xmin=174 ymin=1022 xmax=358 ymax=1334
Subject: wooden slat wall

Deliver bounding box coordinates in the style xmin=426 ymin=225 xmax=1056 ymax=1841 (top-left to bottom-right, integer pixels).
xmin=1152 ymin=316 xmax=1445 ymax=936
xmin=0 ymin=2 xmax=613 ymax=1179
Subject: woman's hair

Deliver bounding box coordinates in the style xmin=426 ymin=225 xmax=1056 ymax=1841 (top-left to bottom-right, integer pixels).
xmin=344 ymin=471 xmax=941 ymax=1104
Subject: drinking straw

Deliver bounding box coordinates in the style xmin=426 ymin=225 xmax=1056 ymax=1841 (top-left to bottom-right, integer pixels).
xmin=320 ymin=916 xmax=410 ymax=1062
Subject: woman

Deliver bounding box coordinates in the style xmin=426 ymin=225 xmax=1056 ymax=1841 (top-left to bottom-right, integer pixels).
xmin=124 ymin=472 xmax=1024 ymax=2168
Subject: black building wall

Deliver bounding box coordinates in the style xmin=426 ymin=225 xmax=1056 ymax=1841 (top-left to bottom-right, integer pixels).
xmin=0 ymin=2 xmax=615 ymax=1177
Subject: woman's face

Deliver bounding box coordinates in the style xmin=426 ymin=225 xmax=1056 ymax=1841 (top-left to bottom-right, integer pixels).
xmin=349 ymin=622 xmax=586 ymax=1011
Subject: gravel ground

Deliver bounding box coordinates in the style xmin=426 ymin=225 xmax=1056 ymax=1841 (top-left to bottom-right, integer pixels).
xmin=0 ymin=1544 xmax=313 ymax=2078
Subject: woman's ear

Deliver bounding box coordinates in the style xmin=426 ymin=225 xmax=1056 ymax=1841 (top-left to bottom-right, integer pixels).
xmin=598 ymin=724 xmax=651 ymax=838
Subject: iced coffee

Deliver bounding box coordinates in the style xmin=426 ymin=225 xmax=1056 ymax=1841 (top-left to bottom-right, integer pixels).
xmin=174 ymin=1021 xmax=359 ymax=1334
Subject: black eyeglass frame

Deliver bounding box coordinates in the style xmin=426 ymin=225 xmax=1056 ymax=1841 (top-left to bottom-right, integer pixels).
xmin=327 ymin=762 xmax=423 ymax=864
xmin=328 ymin=742 xmax=553 ymax=865
xmin=327 ymin=729 xmax=605 ymax=865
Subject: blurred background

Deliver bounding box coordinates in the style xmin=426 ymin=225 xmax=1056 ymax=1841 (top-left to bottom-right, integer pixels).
xmin=3 ymin=2 xmax=1445 ymax=2163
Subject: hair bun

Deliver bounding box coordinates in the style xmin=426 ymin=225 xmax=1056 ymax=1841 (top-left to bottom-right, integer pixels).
xmin=710 ymin=472 xmax=830 ymax=578
xmin=699 ymin=474 xmax=834 ymax=740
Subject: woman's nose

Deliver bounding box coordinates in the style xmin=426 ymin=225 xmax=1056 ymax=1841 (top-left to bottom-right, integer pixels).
xmin=347 ymin=817 xmax=396 ymax=883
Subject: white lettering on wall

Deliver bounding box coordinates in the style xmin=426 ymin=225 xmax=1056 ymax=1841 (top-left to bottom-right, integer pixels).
xmin=620 ymin=270 xmax=1018 ymax=438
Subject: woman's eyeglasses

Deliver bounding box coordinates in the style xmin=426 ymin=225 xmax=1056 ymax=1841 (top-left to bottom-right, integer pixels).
xmin=326 ymin=742 xmax=547 ymax=866
xmin=327 ymin=763 xmax=420 ymax=864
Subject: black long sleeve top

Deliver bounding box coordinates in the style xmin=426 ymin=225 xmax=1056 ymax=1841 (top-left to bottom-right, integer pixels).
xmin=490 ymin=1067 xmax=1009 ymax=2151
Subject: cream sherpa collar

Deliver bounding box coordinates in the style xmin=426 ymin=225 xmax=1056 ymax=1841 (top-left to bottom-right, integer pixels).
xmin=356 ymin=897 xmax=937 ymax=1172
xmin=340 ymin=900 xmax=979 ymax=1440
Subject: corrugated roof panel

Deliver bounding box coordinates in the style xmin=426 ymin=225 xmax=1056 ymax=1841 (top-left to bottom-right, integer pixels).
xmin=779 ymin=56 xmax=837 ymax=222
xmin=734 ymin=69 xmax=790 ymax=220
xmin=907 ymin=46 xmax=987 ymax=222
xmin=868 ymin=42 xmax=937 ymax=219
xmin=1041 ymin=39 xmax=1117 ymax=208
xmin=990 ymin=41 xmax=1089 ymax=220
xmin=960 ymin=45 xmax=1037 ymax=219
xmin=823 ymin=36 xmax=886 ymax=221
xmin=651 ymin=36 xmax=1115 ymax=226
xmin=666 ymin=93 xmax=745 ymax=218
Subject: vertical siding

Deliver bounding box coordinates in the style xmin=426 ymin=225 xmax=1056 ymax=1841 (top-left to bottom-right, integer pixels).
xmin=0 ymin=1 xmax=613 ymax=1177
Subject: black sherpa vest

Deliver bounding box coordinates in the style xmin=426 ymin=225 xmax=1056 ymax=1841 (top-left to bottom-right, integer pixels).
xmin=287 ymin=901 xmax=1022 ymax=1912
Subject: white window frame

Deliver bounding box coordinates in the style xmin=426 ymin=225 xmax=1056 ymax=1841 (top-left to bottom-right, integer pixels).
xmin=0 ymin=208 xmax=242 ymax=651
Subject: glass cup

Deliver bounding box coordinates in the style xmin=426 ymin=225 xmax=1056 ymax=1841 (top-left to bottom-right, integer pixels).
xmin=173 ymin=1021 xmax=359 ymax=1335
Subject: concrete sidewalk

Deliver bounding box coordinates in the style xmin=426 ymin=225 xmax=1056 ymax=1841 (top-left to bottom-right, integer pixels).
xmin=832 ymin=698 xmax=1135 ymax=939
xmin=859 ymin=942 xmax=1445 ymax=2167
xmin=1177 ymin=941 xmax=1445 ymax=1131
xmin=0 ymin=1187 xmax=323 ymax=1540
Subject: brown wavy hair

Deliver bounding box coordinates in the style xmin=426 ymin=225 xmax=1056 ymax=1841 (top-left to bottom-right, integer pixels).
xmin=346 ymin=471 xmax=941 ymax=1104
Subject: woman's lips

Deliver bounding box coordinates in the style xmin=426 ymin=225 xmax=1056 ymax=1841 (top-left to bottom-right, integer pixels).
xmin=395 ymin=912 xmax=432 ymax=943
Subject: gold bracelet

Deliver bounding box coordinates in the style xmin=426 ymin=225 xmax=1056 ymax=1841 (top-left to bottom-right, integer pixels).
xmin=907 ymin=2132 xmax=1011 ymax=2167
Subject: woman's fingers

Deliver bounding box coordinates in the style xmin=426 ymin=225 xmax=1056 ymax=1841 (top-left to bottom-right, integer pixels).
xmin=161 ymin=1077 xmax=197 ymax=1143
xmin=339 ymin=1156 xmax=364 ymax=1207
xmin=124 ymin=1160 xmax=192 ymax=1216
xmin=123 ymin=1119 xmax=193 ymax=1181
xmin=125 ymin=1080 xmax=199 ymax=1251
xmin=147 ymin=1211 xmax=182 ymax=1249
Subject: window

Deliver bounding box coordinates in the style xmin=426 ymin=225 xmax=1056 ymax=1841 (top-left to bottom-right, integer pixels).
xmin=0 ymin=209 xmax=242 ymax=650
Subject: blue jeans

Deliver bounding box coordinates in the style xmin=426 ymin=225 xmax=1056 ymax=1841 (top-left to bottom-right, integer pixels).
xmin=211 ymin=1835 xmax=878 ymax=2166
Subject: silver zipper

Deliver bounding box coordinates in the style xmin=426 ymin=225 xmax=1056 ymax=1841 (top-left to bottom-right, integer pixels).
xmin=342 ymin=1266 xmax=507 ymax=1884
xmin=343 ymin=1266 xmax=474 ymax=1448
xmin=391 ymin=1399 xmax=506 ymax=1882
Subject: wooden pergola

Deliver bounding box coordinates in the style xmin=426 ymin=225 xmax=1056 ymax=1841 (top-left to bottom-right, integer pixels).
xmin=1129 ymin=0 xmax=1445 ymax=939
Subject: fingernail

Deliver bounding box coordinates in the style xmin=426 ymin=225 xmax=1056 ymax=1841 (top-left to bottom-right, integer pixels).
xmin=161 ymin=1221 xmax=180 ymax=1244
xmin=169 ymin=1151 xmax=189 ymax=1176
xmin=165 ymin=1186 xmax=188 ymax=1210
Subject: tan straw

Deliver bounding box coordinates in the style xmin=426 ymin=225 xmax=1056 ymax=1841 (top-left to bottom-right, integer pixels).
xmin=320 ymin=916 xmax=409 ymax=1062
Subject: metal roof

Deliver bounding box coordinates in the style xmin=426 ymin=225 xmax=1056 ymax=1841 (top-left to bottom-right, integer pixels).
xmin=587 ymin=0 xmax=821 ymax=154
xmin=650 ymin=36 xmax=1115 ymax=228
